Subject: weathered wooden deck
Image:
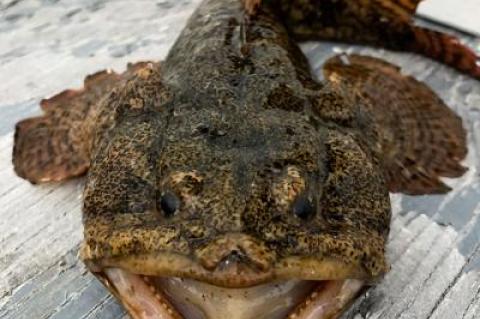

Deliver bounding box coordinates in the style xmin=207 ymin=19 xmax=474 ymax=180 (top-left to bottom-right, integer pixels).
xmin=1 ymin=1 xmax=480 ymax=318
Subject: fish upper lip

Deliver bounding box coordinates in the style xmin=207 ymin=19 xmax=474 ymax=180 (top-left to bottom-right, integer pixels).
xmin=81 ymin=214 xmax=389 ymax=287
xmin=82 ymin=250 xmax=371 ymax=289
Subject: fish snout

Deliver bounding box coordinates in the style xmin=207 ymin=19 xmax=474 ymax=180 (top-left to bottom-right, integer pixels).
xmin=195 ymin=234 xmax=276 ymax=275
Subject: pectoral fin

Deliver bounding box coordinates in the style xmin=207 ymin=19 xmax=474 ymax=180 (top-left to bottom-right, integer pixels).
xmin=13 ymin=62 xmax=152 ymax=184
xmin=324 ymin=54 xmax=467 ymax=195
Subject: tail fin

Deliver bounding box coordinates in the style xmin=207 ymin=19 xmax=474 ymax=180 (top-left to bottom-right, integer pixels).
xmin=244 ymin=0 xmax=480 ymax=79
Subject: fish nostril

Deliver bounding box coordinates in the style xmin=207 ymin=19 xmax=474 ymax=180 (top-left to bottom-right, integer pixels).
xmin=224 ymin=250 xmax=240 ymax=262
xmin=217 ymin=249 xmax=249 ymax=270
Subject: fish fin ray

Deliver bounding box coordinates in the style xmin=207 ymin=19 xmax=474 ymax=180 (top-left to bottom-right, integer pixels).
xmin=13 ymin=62 xmax=153 ymax=183
xmin=324 ymin=54 xmax=467 ymax=195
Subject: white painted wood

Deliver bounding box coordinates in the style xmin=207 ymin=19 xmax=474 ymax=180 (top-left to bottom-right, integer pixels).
xmin=1 ymin=1 xmax=480 ymax=318
xmin=418 ymin=0 xmax=480 ymax=36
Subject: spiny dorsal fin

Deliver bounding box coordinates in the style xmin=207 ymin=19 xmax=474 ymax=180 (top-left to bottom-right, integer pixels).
xmin=324 ymin=54 xmax=467 ymax=195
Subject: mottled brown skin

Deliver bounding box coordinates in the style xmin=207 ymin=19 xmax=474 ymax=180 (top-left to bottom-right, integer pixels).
xmin=81 ymin=0 xmax=390 ymax=285
xmin=12 ymin=0 xmax=475 ymax=317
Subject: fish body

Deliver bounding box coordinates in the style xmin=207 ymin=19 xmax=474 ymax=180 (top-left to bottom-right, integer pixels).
xmin=13 ymin=0 xmax=475 ymax=318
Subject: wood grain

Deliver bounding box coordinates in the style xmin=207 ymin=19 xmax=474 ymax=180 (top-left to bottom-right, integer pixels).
xmin=1 ymin=1 xmax=480 ymax=318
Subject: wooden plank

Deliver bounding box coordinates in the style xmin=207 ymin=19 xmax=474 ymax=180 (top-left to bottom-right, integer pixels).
xmin=418 ymin=0 xmax=480 ymax=36
xmin=1 ymin=1 xmax=480 ymax=318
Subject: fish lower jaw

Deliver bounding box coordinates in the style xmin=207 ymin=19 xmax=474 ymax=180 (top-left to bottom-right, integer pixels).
xmin=101 ymin=267 xmax=364 ymax=319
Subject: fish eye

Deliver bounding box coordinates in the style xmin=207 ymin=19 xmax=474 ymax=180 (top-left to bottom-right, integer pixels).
xmin=292 ymin=196 xmax=314 ymax=219
xmin=159 ymin=192 xmax=180 ymax=217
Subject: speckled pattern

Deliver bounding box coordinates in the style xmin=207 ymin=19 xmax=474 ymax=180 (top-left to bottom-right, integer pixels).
xmin=66 ymin=0 xmax=391 ymax=292
xmin=1 ymin=0 xmax=480 ymax=318
xmin=11 ymin=0 xmax=476 ymax=290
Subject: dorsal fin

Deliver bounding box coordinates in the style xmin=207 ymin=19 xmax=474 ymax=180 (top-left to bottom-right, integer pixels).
xmin=244 ymin=0 xmax=480 ymax=79
xmin=244 ymin=0 xmax=423 ymax=20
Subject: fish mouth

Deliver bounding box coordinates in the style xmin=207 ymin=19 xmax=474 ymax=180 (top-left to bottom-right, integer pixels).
xmin=97 ymin=268 xmax=364 ymax=319
xmin=86 ymin=254 xmax=366 ymax=319
xmin=82 ymin=231 xmax=371 ymax=318
xmin=81 ymin=232 xmax=376 ymax=318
